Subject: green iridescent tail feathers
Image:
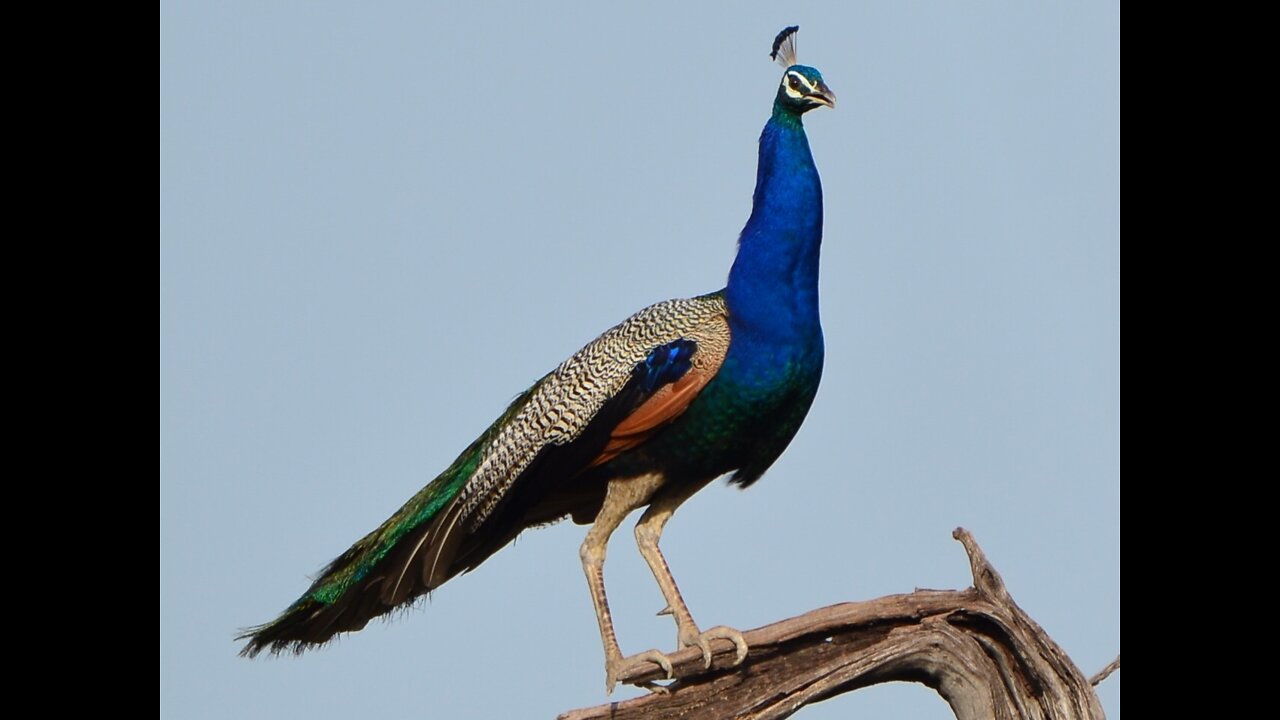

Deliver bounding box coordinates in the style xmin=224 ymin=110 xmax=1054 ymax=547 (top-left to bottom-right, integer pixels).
xmin=236 ymin=387 xmax=535 ymax=657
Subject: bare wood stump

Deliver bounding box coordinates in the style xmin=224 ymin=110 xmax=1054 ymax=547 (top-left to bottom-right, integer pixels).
xmin=560 ymin=528 xmax=1115 ymax=720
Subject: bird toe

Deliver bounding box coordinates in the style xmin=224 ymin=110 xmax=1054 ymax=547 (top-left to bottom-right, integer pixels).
xmin=605 ymin=649 xmax=675 ymax=694
xmin=688 ymin=625 xmax=749 ymax=667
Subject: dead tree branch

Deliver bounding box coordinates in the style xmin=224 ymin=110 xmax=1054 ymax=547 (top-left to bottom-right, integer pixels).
xmin=1089 ymin=655 xmax=1120 ymax=687
xmin=560 ymin=528 xmax=1111 ymax=720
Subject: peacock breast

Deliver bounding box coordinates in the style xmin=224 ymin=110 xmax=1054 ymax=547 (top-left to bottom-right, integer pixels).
xmin=643 ymin=328 xmax=824 ymax=484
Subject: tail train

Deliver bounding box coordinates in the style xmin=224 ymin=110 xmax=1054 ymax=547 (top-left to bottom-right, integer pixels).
xmin=237 ymin=387 xmax=536 ymax=656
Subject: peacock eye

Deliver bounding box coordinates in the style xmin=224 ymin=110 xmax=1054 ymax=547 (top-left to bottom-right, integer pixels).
xmin=788 ymin=76 xmax=803 ymax=90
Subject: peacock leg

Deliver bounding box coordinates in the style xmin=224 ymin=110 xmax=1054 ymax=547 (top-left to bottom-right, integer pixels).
xmin=580 ymin=473 xmax=673 ymax=694
xmin=634 ymin=484 xmax=749 ymax=670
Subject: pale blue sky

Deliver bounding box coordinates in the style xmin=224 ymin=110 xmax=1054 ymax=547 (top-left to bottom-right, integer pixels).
xmin=161 ymin=3 xmax=1119 ymax=718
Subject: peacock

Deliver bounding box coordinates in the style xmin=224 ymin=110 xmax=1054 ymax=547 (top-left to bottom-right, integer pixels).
xmin=240 ymin=26 xmax=835 ymax=693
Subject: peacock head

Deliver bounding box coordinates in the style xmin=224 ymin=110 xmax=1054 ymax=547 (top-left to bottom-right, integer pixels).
xmin=770 ymin=27 xmax=836 ymax=115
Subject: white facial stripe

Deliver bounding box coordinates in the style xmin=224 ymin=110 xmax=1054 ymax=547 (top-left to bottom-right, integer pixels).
xmin=782 ymin=71 xmax=817 ymax=100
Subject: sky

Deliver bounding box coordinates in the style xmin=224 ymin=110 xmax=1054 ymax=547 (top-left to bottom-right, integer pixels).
xmin=161 ymin=3 xmax=1119 ymax=718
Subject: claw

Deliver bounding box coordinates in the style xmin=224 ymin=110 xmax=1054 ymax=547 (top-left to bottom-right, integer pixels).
xmin=703 ymin=625 xmax=749 ymax=666
xmin=697 ymin=637 xmax=714 ymax=669
xmin=656 ymin=604 xmax=673 ymax=617
xmin=679 ymin=625 xmax=749 ymax=669
xmin=605 ymin=649 xmax=675 ymax=695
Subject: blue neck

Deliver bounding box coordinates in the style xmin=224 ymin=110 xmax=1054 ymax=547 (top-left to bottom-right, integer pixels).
xmin=725 ymin=109 xmax=823 ymax=342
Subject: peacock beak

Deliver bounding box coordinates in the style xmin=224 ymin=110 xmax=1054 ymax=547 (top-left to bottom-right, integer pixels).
xmin=808 ymin=79 xmax=836 ymax=109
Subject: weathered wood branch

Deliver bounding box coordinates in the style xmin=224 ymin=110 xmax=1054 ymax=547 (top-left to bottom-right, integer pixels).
xmin=1089 ymin=655 xmax=1120 ymax=687
xmin=561 ymin=528 xmax=1113 ymax=720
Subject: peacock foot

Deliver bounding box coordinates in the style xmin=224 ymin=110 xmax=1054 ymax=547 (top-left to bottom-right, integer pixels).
xmin=678 ymin=624 xmax=749 ymax=670
xmin=605 ymin=648 xmax=674 ymax=695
